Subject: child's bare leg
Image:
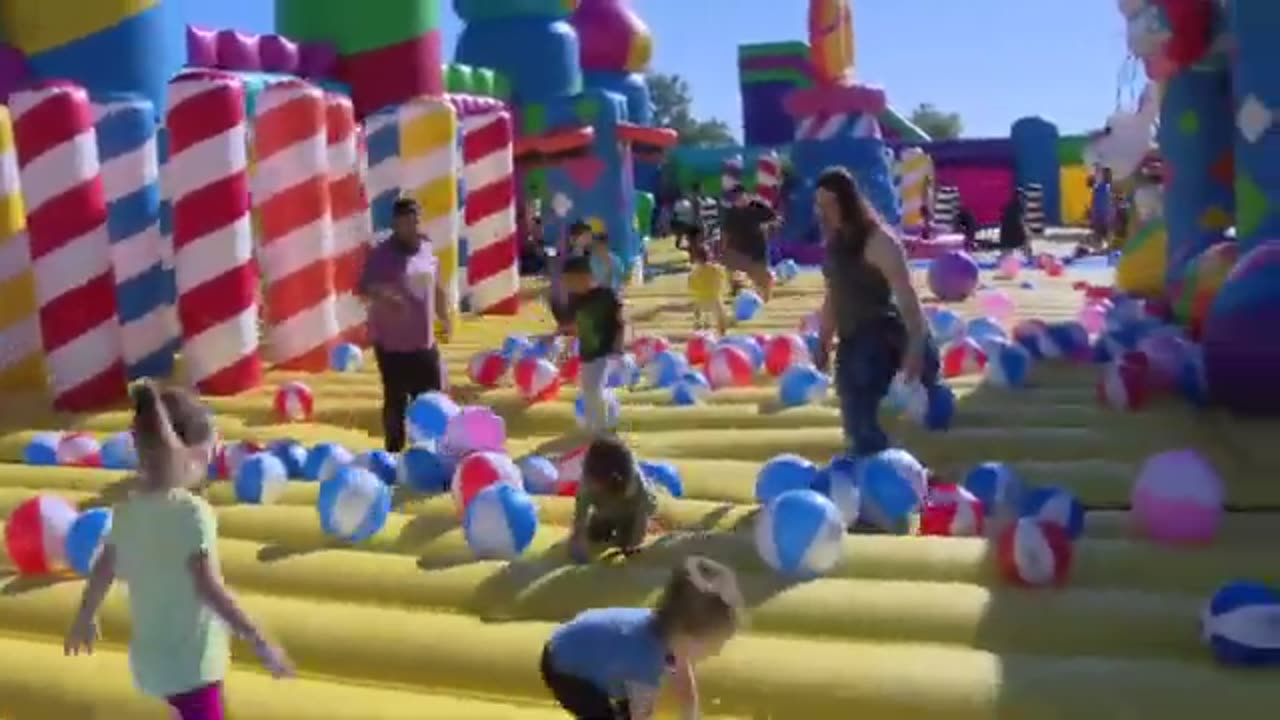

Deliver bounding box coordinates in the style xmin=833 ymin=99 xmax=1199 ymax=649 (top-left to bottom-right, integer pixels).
xmin=713 ymin=301 xmax=728 ymax=335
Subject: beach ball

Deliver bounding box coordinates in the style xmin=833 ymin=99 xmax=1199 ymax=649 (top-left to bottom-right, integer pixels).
xmin=64 ymin=507 xmax=112 ymax=576
xmin=778 ymin=364 xmax=830 ymax=407
xmin=1136 ymin=330 xmax=1192 ymax=391
xmin=764 ymin=334 xmax=808 ymax=377
xmin=963 ymin=462 xmax=1024 ymax=519
xmin=975 ymin=289 xmax=1016 ymax=322
xmin=1132 ymin=449 xmax=1223 ymax=544
xmin=928 ymin=250 xmax=980 ymax=302
xmin=1202 ymin=581 xmax=1280 ymax=666
xmin=1177 ymin=343 xmax=1209 ymax=406
xmin=407 ymin=391 xmax=460 ymax=443
xmin=905 ymin=382 xmax=956 ymax=431
xmin=706 ymin=345 xmax=753 ymax=389
xmin=555 ymin=444 xmax=589 ymax=491
xmin=574 ymin=390 xmax=621 ymax=430
xmin=443 ymin=406 xmax=506 ymax=456
xmin=756 ymin=454 xmax=819 ymax=505
xmin=1040 ymin=322 xmax=1091 ymax=361
xmin=1174 ymin=241 xmax=1238 ymax=334
xmin=881 ymin=375 xmax=914 ymax=415
xmin=605 ymin=353 xmax=642 ymax=388
xmin=354 ymin=449 xmax=399 ymax=485
xmin=211 ymin=440 xmax=264 ymax=480
xmin=3 ymin=494 xmax=78 ymax=575
xmin=1012 ymin=319 xmax=1049 ymax=358
xmin=54 ymin=432 xmax=101 ymax=468
xmin=671 ymin=376 xmax=710 ymax=406
xmin=1077 ymin=301 xmax=1110 ymax=336
xmin=1042 ymin=257 xmax=1064 ymax=277
xmin=984 ymin=341 xmax=1032 ymax=388
xmin=734 ymin=290 xmax=763 ymax=321
xmin=639 ymin=460 xmax=683 ymax=498
xmin=273 ymin=381 xmax=314 ymax=422
xmin=500 ymin=333 xmax=533 ymax=361
xmin=1107 ymin=296 xmax=1147 ymax=333
xmin=925 ymin=306 xmax=964 ymax=344
xmin=99 ymin=431 xmax=137 ymax=470
xmin=318 ymin=466 xmax=392 ymax=543
xmin=452 ymin=451 xmax=523 ymax=512
xmin=966 ymin=316 xmax=1007 ymax=351
xmin=398 ymin=443 xmax=454 ymax=493
xmin=774 ymin=258 xmax=799 ymax=283
xmin=1020 ymin=486 xmax=1085 ymax=540
xmin=22 ymin=431 xmax=62 ymax=466
xmin=559 ymin=354 xmax=582 ymax=384
xmin=630 ymin=335 xmax=670 ymax=366
xmin=920 ymin=484 xmax=984 ymax=537
xmin=941 ymin=337 xmax=987 ymax=378
xmin=303 ymin=442 xmax=353 ymax=482
xmin=514 ymin=356 xmax=561 ymax=403
xmin=646 ymin=350 xmax=688 ymax=388
xmin=267 ymin=439 xmax=308 ymax=478
xmin=825 ymin=457 xmax=861 ymax=526
xmin=857 ymin=449 xmax=927 ymax=533
xmin=1097 ymin=352 xmax=1150 ymax=411
xmin=798 ymin=310 xmax=822 ymax=335
xmin=234 ymin=453 xmax=289 ymax=505
xmin=997 ymin=517 xmax=1073 ymax=587
xmin=517 ymin=455 xmax=560 ymax=495
xmin=754 ymin=489 xmax=845 ymax=579
xmin=723 ymin=336 xmax=765 ymax=372
xmin=686 ymin=332 xmax=716 ymax=365
xmin=1091 ymin=331 xmax=1131 ymax=364
xmin=468 ymin=350 xmax=508 ymax=388
xmin=996 ymin=253 xmax=1022 ymax=279
xmin=463 ymin=483 xmax=539 ymax=560
xmin=330 ymin=342 xmax=363 ymax=372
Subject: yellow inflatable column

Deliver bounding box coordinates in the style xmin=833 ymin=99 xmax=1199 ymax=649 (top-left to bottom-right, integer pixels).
xmin=399 ymin=98 xmax=459 ymax=325
xmin=0 ymin=107 xmax=46 ymax=392
xmin=896 ymin=148 xmax=932 ymax=230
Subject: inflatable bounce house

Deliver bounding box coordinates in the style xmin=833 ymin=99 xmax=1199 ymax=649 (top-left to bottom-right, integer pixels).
xmin=0 ymin=0 xmax=674 ymax=411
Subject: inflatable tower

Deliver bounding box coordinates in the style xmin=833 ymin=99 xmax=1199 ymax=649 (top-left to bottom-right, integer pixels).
xmin=738 ymin=42 xmax=813 ymax=147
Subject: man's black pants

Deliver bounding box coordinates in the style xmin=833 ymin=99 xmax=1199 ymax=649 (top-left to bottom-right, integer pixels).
xmin=374 ymin=346 xmax=442 ymax=452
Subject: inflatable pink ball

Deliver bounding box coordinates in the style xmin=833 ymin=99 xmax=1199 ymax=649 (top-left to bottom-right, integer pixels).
xmin=443 ymin=406 xmax=506 ymax=457
xmin=1078 ymin=301 xmax=1109 ymax=335
xmin=215 ymin=29 xmax=260 ymax=71
xmin=1132 ymin=449 xmax=1223 ymax=544
xmin=185 ymin=26 xmax=217 ymax=67
xmin=928 ymin=251 xmax=980 ymax=302
xmin=975 ymin=289 xmax=1016 ymax=322
xmin=1136 ymin=330 xmax=1192 ymax=392
xmin=259 ymin=34 xmax=300 ymax=74
xmin=996 ymin=253 xmax=1022 ymax=279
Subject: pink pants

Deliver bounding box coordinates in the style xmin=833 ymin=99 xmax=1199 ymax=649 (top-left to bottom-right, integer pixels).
xmin=167 ymin=682 xmax=223 ymax=720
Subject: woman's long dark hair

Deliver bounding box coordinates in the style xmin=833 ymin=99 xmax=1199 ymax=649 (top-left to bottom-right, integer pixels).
xmin=815 ymin=167 xmax=887 ymax=250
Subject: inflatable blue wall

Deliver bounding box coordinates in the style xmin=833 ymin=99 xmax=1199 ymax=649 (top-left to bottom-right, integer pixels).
xmin=787 ymin=132 xmax=901 ymax=243
xmin=1231 ymin=0 xmax=1280 ymax=255
xmin=1010 ymin=116 xmax=1062 ymax=225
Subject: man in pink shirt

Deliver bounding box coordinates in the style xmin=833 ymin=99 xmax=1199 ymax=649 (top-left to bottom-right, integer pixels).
xmin=359 ymin=198 xmax=453 ymax=451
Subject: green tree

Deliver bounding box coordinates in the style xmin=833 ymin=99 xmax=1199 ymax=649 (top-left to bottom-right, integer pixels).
xmin=908 ymin=103 xmax=964 ymax=140
xmin=647 ymin=72 xmax=736 ymax=147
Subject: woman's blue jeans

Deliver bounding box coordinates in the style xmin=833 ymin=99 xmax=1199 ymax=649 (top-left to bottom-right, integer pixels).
xmin=834 ymin=322 xmax=940 ymax=458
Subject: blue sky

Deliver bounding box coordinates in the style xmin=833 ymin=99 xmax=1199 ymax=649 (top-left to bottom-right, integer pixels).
xmin=185 ymin=0 xmax=1133 ymax=139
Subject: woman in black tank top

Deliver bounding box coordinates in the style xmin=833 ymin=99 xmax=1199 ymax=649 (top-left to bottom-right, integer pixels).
xmin=814 ymin=168 xmax=942 ymax=459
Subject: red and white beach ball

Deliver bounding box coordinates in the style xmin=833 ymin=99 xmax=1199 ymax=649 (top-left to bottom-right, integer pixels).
xmin=997 ymin=517 xmax=1073 ymax=587
xmin=468 ymin=350 xmax=508 ymax=388
xmin=3 ymin=494 xmax=79 ymax=575
xmin=513 ymin=356 xmax=561 ymax=403
xmin=559 ymin=355 xmax=582 ymax=384
xmin=686 ymin=332 xmax=716 ymax=366
xmin=451 ymin=451 xmax=523 ymax=513
xmin=798 ymin=311 xmax=822 ymax=335
xmin=56 ymin=432 xmax=102 ymax=467
xmin=630 ymin=335 xmax=670 ymax=367
xmin=211 ymin=440 xmax=264 ymax=480
xmin=706 ymin=345 xmax=754 ymax=389
xmin=764 ymin=334 xmax=809 ymax=377
xmin=920 ymin=483 xmax=984 ymax=537
xmin=941 ymin=338 xmax=988 ymax=378
xmin=273 ymin=381 xmax=314 ymax=422
xmin=554 ymin=444 xmax=589 ymax=496
xmin=1096 ymin=352 xmax=1149 ymax=411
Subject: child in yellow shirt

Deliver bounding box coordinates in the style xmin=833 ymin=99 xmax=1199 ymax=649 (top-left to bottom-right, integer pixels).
xmin=687 ymin=241 xmax=728 ymax=335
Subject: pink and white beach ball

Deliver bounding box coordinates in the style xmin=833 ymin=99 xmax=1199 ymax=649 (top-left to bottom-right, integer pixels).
xmin=1132 ymin=449 xmax=1223 ymax=544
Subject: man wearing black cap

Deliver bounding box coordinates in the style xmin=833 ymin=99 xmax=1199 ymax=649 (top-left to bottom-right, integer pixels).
xmin=720 ymin=185 xmax=778 ymax=300
xmin=358 ymin=197 xmax=453 ymax=452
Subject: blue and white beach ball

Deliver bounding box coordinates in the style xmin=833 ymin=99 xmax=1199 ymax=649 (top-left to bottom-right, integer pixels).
xmin=304 ymin=442 xmax=353 ymax=482
xmin=100 ymin=431 xmax=137 ymax=470
xmin=64 ymin=508 xmax=113 ymax=577
xmin=462 ymin=483 xmax=539 ymax=559
xmin=905 ymin=382 xmax=955 ymax=430
xmin=857 ymin=449 xmax=927 ymax=533
xmin=407 ymin=391 xmax=460 ymax=443
xmin=755 ymin=454 xmax=819 ymax=505
xmin=774 ymin=258 xmax=799 ymax=283
xmin=639 ymin=460 xmax=684 ymax=497
xmin=984 ymin=342 xmax=1032 ymax=388
xmin=234 ymin=453 xmax=289 ymax=505
xmin=355 ymin=449 xmax=399 ymax=485
xmin=605 ymin=353 xmax=642 ymax=388
xmin=646 ymin=350 xmax=689 ymax=388
xmin=1019 ymin=485 xmax=1085 ymax=540
xmin=925 ymin=306 xmax=964 ymax=344
xmin=398 ymin=443 xmax=454 ymax=493
xmin=330 ymin=342 xmax=363 ymax=372
xmin=318 ymin=466 xmax=392 ymax=543
xmin=778 ymin=364 xmax=830 ymax=407
xmin=722 ymin=336 xmax=765 ymax=371
xmin=966 ymin=316 xmax=1007 ymax=352
xmin=734 ymin=290 xmax=763 ymax=321
xmin=671 ymin=377 xmax=709 ymax=406
xmin=269 ymin=439 xmax=308 ymax=478
xmin=517 ymin=454 xmax=560 ymax=495
xmin=825 ymin=456 xmax=861 ymax=526
xmin=754 ymin=489 xmax=845 ymax=579
xmin=501 ymin=334 xmax=533 ymax=361
xmin=574 ymin=390 xmax=621 ymax=430
xmin=1202 ymin=581 xmax=1280 ymax=666
xmin=22 ymin=431 xmax=62 ymax=466
xmin=963 ymin=462 xmax=1025 ymax=518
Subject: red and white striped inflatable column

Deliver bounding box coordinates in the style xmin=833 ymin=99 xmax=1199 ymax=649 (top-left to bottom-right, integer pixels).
xmin=166 ymin=71 xmax=262 ymax=394
xmin=253 ymin=81 xmax=339 ymax=372
xmin=721 ymin=155 xmax=743 ymax=199
xmin=755 ymin=151 xmax=781 ymax=208
xmin=461 ymin=111 xmax=519 ymax=315
xmin=10 ymin=81 xmax=126 ymax=411
xmin=325 ymin=93 xmax=371 ymax=345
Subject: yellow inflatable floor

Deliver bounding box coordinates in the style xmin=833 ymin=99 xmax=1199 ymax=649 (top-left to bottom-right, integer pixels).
xmin=3 ymin=242 xmax=1280 ymax=719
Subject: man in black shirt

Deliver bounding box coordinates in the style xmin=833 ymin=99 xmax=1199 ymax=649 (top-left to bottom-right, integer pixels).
xmin=563 ymin=255 xmax=624 ymax=435
xmin=720 ymin=185 xmax=778 ymax=300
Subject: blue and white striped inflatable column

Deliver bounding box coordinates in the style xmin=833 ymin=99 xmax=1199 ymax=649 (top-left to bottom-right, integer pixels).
xmin=94 ymin=94 xmax=177 ymax=380
xmin=364 ymin=108 xmax=401 ymax=236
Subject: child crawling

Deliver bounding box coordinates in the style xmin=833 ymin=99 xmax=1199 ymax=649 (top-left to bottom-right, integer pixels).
xmin=541 ymin=555 xmax=745 ymax=719
xmin=569 ymin=435 xmax=657 ymax=563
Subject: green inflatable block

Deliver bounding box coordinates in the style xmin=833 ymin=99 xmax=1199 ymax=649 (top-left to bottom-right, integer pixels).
xmin=445 ymin=64 xmax=473 ymax=94
xmin=1236 ymin=172 xmax=1268 ymax=240
xmin=471 ymin=68 xmax=496 ymax=97
xmin=276 ymin=0 xmax=441 ymax=56
xmin=574 ymin=96 xmax=600 ymax=124
xmin=453 ymin=0 xmax=573 ymax=22
xmin=492 ymin=73 xmax=512 ymax=101
xmin=523 ymin=104 xmax=547 ymax=135
xmin=635 ymin=192 xmax=654 ymax=235
xmin=1177 ymin=109 xmax=1200 ymax=135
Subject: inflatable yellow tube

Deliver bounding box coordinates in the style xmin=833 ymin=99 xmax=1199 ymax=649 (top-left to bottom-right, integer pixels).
xmin=1116 ymin=217 xmax=1169 ymax=297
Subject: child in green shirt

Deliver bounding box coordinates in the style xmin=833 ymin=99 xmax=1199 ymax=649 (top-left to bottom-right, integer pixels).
xmin=569 ymin=435 xmax=658 ymax=563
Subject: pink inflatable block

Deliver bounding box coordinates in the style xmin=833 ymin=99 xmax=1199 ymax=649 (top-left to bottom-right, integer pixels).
xmin=215 ymin=29 xmax=261 ymax=71
xmin=186 ymin=25 xmax=217 ymax=67
xmin=784 ymin=84 xmax=887 ymax=118
xmin=0 ymin=43 xmax=29 ymax=98
xmin=298 ymin=42 xmax=338 ymax=78
xmin=259 ymin=34 xmax=300 ymax=74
